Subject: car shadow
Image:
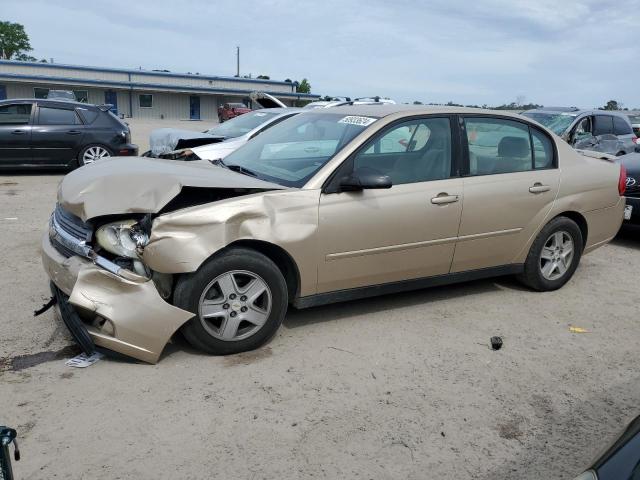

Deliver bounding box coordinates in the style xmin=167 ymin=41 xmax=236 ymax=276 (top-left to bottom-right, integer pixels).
xmin=611 ymin=224 xmax=640 ymax=249
xmin=284 ymin=277 xmax=506 ymax=330
xmin=0 ymin=168 xmax=69 ymax=177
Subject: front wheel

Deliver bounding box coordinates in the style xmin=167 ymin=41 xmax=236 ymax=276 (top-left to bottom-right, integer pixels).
xmin=78 ymin=144 xmax=112 ymax=166
xmin=174 ymin=248 xmax=288 ymax=355
xmin=517 ymin=217 xmax=583 ymax=291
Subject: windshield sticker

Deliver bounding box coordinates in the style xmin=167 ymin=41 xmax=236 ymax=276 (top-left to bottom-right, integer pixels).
xmin=338 ymin=116 xmax=377 ymax=127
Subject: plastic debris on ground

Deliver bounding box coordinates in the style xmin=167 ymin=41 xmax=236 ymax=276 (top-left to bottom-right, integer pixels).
xmin=65 ymin=352 xmax=104 ymax=368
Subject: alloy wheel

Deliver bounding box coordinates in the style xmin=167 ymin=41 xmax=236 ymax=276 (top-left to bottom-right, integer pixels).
xmin=197 ymin=270 xmax=272 ymax=341
xmin=82 ymin=146 xmax=111 ymax=164
xmin=539 ymin=231 xmax=574 ymax=281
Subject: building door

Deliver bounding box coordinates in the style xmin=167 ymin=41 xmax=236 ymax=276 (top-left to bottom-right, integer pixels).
xmin=105 ymin=91 xmax=118 ymax=114
xmin=189 ymin=95 xmax=200 ymax=120
xmin=0 ymin=85 xmax=6 ymax=100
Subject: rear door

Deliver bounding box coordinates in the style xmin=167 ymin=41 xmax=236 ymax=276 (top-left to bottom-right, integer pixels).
xmin=451 ymin=116 xmax=560 ymax=273
xmin=31 ymin=104 xmax=86 ymax=165
xmin=0 ymin=102 xmax=33 ymax=165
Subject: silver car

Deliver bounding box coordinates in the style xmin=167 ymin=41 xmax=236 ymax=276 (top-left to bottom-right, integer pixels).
xmin=523 ymin=108 xmax=637 ymax=156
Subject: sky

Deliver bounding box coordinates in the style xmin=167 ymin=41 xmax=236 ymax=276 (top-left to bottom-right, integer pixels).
xmin=2 ymin=0 xmax=638 ymax=108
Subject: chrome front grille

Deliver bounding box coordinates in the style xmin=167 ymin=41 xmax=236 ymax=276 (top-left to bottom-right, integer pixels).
xmin=50 ymin=206 xmax=93 ymax=258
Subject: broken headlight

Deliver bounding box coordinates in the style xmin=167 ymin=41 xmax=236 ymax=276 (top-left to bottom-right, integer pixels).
xmin=95 ymin=219 xmax=149 ymax=259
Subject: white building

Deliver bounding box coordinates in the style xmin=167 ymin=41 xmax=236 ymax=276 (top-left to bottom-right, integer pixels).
xmin=0 ymin=60 xmax=318 ymax=120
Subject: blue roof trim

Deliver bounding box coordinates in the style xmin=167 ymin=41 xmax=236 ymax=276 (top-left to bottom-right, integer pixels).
xmin=0 ymin=72 xmax=320 ymax=99
xmin=0 ymin=59 xmax=296 ymax=86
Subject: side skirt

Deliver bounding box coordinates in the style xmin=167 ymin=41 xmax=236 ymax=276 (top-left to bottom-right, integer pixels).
xmin=293 ymin=264 xmax=524 ymax=309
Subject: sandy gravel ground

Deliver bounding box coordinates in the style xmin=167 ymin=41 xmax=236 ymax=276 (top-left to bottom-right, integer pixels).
xmin=1 ymin=173 xmax=639 ymax=480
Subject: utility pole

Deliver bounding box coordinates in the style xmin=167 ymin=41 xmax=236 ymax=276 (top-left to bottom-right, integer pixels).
xmin=236 ymin=46 xmax=240 ymax=77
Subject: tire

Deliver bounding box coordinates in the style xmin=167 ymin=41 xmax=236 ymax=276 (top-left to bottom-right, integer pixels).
xmin=78 ymin=144 xmax=113 ymax=166
xmin=517 ymin=216 xmax=583 ymax=291
xmin=174 ymin=247 xmax=288 ymax=355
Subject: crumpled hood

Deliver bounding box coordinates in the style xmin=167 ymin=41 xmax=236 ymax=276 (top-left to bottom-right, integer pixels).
xmin=190 ymin=136 xmax=247 ymax=160
xmin=58 ymin=157 xmax=286 ymax=221
xmin=149 ymin=128 xmax=225 ymax=156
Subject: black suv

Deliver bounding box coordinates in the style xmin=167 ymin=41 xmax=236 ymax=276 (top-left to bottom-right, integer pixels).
xmin=0 ymin=99 xmax=137 ymax=168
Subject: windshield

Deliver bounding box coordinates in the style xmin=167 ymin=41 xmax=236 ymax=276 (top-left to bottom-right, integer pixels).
xmin=220 ymin=112 xmax=377 ymax=187
xmin=522 ymin=112 xmax=576 ymax=135
xmin=205 ymin=111 xmax=279 ymax=138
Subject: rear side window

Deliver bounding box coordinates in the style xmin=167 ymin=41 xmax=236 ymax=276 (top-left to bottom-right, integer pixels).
xmin=465 ymin=118 xmax=532 ymax=175
xmin=39 ymin=107 xmax=81 ymax=125
xmin=593 ymin=115 xmax=614 ymax=136
xmin=0 ymin=103 xmax=32 ymax=125
xmin=464 ymin=117 xmax=555 ymax=175
xmin=613 ymin=116 xmax=632 ymax=135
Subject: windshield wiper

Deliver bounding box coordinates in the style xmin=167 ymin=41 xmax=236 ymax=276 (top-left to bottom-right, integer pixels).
xmin=225 ymin=164 xmax=258 ymax=178
xmin=209 ymin=158 xmax=228 ymax=168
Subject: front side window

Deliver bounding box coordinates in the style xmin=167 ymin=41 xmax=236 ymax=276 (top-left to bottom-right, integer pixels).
xmin=593 ymin=115 xmax=614 ymax=136
xmin=0 ymin=103 xmax=32 ymax=125
xmin=353 ymin=117 xmax=452 ymax=185
xmin=139 ymin=94 xmax=153 ymax=108
xmin=38 ymin=107 xmax=81 ymax=125
xmin=221 ymin=112 xmax=374 ymax=187
xmin=464 ymin=117 xmax=555 ymax=175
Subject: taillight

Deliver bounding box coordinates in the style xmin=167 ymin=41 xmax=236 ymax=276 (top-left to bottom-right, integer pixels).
xmin=619 ymin=164 xmax=627 ymax=196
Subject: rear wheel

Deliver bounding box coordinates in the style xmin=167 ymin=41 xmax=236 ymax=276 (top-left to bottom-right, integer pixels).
xmin=517 ymin=217 xmax=583 ymax=291
xmin=174 ymin=248 xmax=288 ymax=355
xmin=78 ymin=144 xmax=112 ymax=166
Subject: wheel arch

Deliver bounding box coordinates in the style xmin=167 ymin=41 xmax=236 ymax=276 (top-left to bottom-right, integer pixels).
xmin=552 ymin=211 xmax=588 ymax=248
xmin=226 ymin=239 xmax=301 ymax=302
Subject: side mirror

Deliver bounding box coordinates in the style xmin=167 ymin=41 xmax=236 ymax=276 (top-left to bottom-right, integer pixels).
xmin=340 ymin=171 xmax=392 ymax=191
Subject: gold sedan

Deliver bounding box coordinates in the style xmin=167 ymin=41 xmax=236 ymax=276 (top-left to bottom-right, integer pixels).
xmin=42 ymin=106 xmax=626 ymax=363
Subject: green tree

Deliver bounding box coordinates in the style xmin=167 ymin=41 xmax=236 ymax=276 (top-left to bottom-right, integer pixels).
xmin=296 ymin=78 xmax=311 ymax=94
xmin=256 ymin=74 xmax=270 ymax=80
xmin=601 ymin=99 xmax=621 ymax=111
xmin=413 ymin=100 xmax=423 ymax=105
xmin=0 ymin=21 xmax=32 ymax=60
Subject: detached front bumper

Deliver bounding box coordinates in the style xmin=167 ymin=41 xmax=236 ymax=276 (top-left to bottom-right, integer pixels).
xmin=41 ymin=232 xmax=193 ymax=364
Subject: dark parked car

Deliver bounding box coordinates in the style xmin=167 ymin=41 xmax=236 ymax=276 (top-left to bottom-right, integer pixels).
xmin=616 ymin=152 xmax=640 ymax=224
xmin=575 ymin=416 xmax=640 ymax=479
xmin=0 ymin=98 xmax=137 ymax=168
xmin=523 ymin=108 xmax=637 ymax=157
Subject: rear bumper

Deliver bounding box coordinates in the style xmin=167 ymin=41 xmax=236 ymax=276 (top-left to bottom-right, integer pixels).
xmin=41 ymin=232 xmax=193 ymax=364
xmin=624 ymin=196 xmax=640 ymax=224
xmin=115 ymin=144 xmax=138 ymax=156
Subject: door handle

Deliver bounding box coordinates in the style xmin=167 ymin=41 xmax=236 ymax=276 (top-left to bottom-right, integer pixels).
xmin=11 ymin=130 xmax=26 ymax=135
xmin=529 ymin=183 xmax=551 ymax=194
xmin=66 ymin=130 xmax=82 ymax=135
xmin=431 ymin=193 xmax=459 ymax=205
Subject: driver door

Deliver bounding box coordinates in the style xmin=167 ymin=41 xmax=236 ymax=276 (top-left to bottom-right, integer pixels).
xmin=317 ymin=117 xmax=463 ymax=293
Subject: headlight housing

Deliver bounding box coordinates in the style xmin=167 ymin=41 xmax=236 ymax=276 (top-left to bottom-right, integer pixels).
xmin=96 ymin=219 xmax=149 ymax=259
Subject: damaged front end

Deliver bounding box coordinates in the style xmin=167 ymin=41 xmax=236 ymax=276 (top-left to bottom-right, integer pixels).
xmin=42 ymin=157 xmax=288 ymax=363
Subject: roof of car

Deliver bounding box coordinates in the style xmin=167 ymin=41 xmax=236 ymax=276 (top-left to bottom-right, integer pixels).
xmin=0 ymin=98 xmax=96 ymax=108
xmin=256 ymin=107 xmax=306 ymax=114
xmin=306 ymin=104 xmax=531 ymax=120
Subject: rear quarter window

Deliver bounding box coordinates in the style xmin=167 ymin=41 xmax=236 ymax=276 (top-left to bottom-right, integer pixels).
xmin=77 ymin=107 xmax=99 ymax=124
xmin=613 ymin=116 xmax=632 ymax=135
